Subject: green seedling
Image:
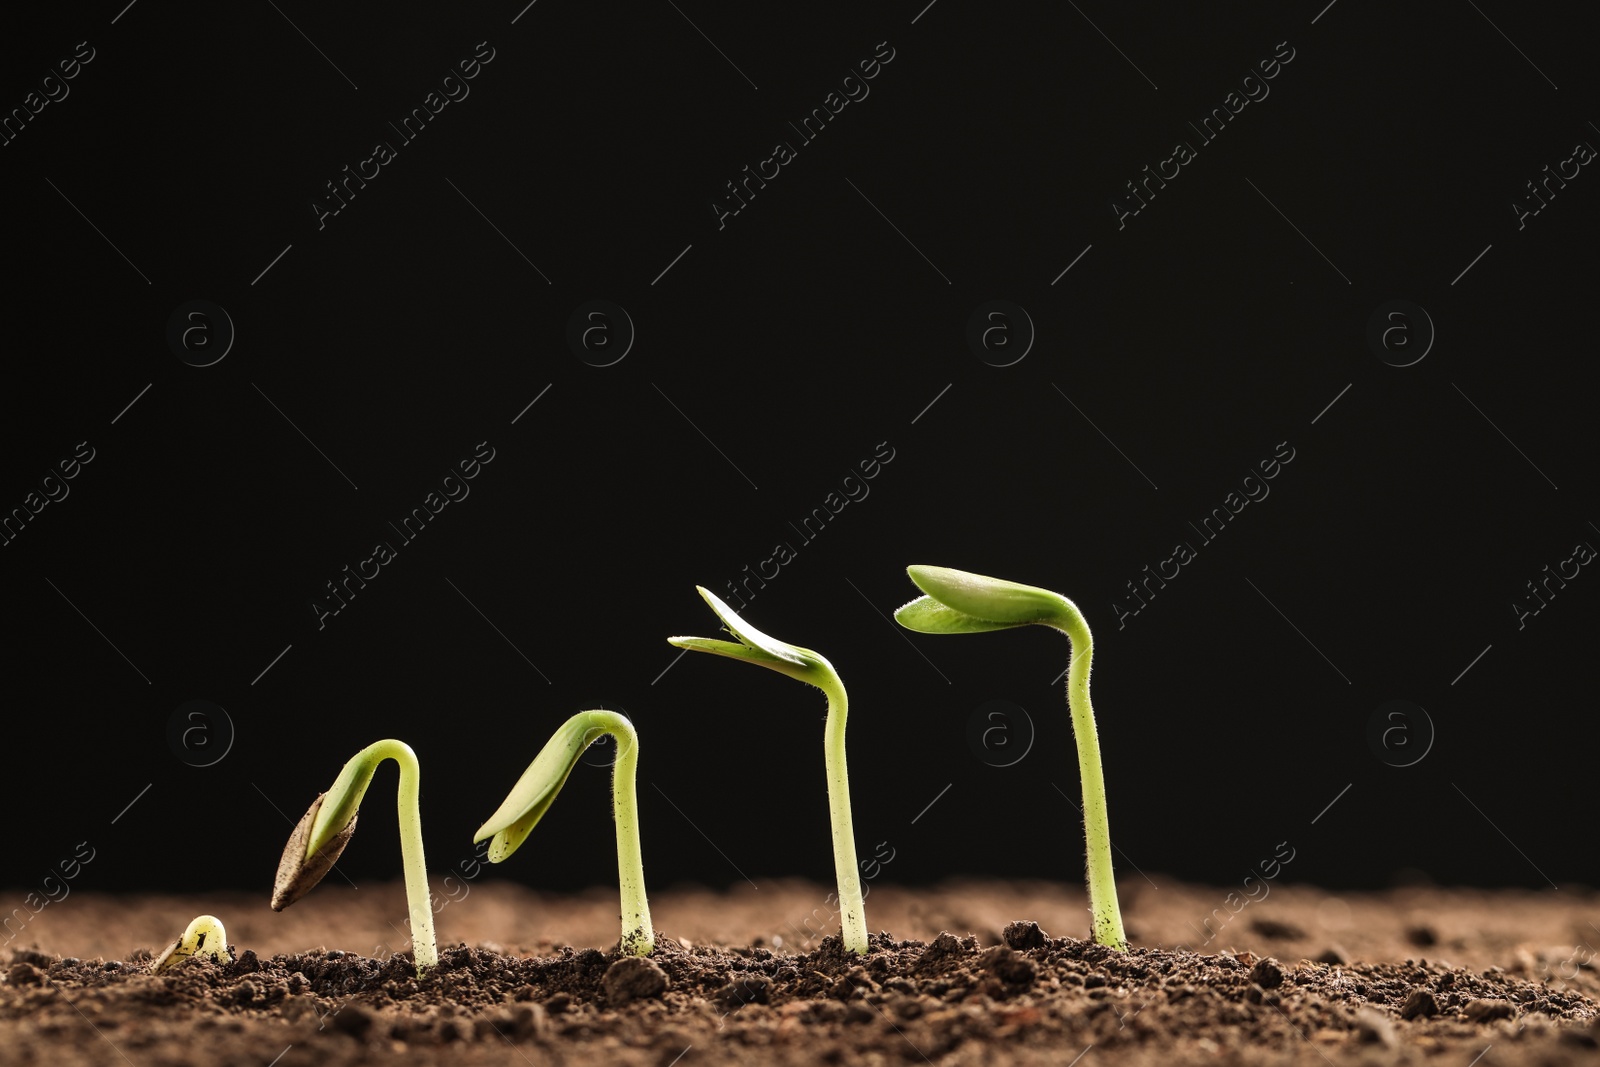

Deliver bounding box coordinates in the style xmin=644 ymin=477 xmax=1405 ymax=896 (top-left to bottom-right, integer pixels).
xmin=151 ymin=914 xmax=230 ymax=973
xmin=669 ymin=587 xmax=869 ymax=955
xmin=272 ymin=738 xmax=439 ymax=973
xmin=475 ymin=710 xmax=655 ymax=956
xmin=895 ymin=565 xmax=1128 ymax=950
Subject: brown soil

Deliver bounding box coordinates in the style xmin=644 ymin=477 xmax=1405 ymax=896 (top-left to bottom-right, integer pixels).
xmin=4 ymin=878 xmax=1598 ymax=1065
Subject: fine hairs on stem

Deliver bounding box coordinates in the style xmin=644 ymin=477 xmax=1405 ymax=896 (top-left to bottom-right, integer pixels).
xmin=669 ymin=586 xmax=869 ymax=955
xmin=896 ymin=565 xmax=1127 ymax=950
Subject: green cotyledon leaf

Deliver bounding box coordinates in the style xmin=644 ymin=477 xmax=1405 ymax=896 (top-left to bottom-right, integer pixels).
xmin=473 ymin=716 xmax=592 ymax=860
xmin=905 ymin=565 xmax=1073 ymax=626
xmin=669 ymin=587 xmax=839 ymax=688
xmin=893 ymin=594 xmax=1023 ymax=634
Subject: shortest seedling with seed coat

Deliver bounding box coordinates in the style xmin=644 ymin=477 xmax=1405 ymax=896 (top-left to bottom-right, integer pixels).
xmin=895 ymin=564 xmax=1128 ymax=950
xmin=475 ymin=710 xmax=655 ymax=956
xmin=151 ymin=914 xmax=230 ymax=973
xmin=272 ymin=738 xmax=438 ymax=973
xmin=669 ymin=586 xmax=869 ymax=955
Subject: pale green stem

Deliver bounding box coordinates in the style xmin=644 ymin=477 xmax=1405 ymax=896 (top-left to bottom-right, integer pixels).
xmin=1048 ymin=608 xmax=1128 ymax=950
xmin=315 ymin=739 xmax=439 ymax=971
xmin=819 ymin=676 xmax=868 ymax=954
xmin=582 ymin=711 xmax=655 ymax=955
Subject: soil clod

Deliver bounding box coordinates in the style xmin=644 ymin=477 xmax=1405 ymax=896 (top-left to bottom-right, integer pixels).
xmin=1003 ymin=920 xmax=1048 ymax=950
xmin=7 ymin=963 xmax=43 ymax=986
xmin=1249 ymin=918 xmax=1306 ymax=940
xmin=714 ymin=974 xmax=773 ymax=1010
xmin=603 ymin=956 xmax=669 ymax=1006
xmin=1406 ymin=924 xmax=1439 ymax=947
xmin=1465 ymin=998 xmax=1517 ymax=1022
xmin=917 ymin=931 xmax=975 ymax=971
xmin=1249 ymin=956 xmax=1285 ymax=988
xmin=979 ymin=946 xmax=1036 ymax=987
xmin=1314 ymin=944 xmax=1350 ymax=965
xmin=330 ymin=1002 xmax=375 ymax=1038
xmin=1401 ymin=988 xmax=1441 ymax=1019
xmin=1356 ymin=1008 xmax=1399 ymax=1048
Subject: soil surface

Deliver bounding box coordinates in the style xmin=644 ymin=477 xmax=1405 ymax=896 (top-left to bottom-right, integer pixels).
xmin=4 ymin=878 xmax=1599 ymax=1065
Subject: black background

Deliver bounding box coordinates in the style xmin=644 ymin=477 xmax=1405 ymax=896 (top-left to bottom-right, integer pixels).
xmin=1 ymin=1 xmax=1595 ymax=906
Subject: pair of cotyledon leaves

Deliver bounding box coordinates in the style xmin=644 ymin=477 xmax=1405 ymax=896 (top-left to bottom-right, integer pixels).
xmin=473 ymin=566 xmax=1064 ymax=862
xmin=653 ymin=564 xmax=1070 ymax=686
xmin=894 ymin=564 xmax=1080 ymax=633
xmin=284 ymin=565 xmax=1056 ymax=886
xmin=469 ymin=582 xmax=843 ymax=866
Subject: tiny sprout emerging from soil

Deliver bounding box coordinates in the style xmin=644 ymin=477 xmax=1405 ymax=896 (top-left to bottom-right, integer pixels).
xmin=151 ymin=914 xmax=230 ymax=973
xmin=669 ymin=586 xmax=868 ymax=955
xmin=271 ymin=739 xmax=438 ymax=973
xmin=895 ymin=565 xmax=1128 ymax=951
xmin=475 ymin=710 xmax=655 ymax=956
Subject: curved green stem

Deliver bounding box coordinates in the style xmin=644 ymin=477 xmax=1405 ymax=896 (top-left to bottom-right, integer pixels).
xmin=819 ymin=676 xmax=868 ymax=954
xmin=1048 ymin=608 xmax=1127 ymax=951
xmin=585 ymin=711 xmax=655 ymax=956
xmin=315 ymin=739 xmax=439 ymax=971
xmin=475 ymin=711 xmax=655 ymax=955
xmin=667 ymin=586 xmax=869 ymax=954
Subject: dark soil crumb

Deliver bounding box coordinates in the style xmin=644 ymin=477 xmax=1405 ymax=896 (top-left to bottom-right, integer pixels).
xmin=1250 ymin=956 xmax=1286 ymax=988
xmin=713 ymin=973 xmax=772 ymax=1010
xmin=1400 ymin=988 xmax=1440 ymax=1019
xmin=1003 ymin=920 xmax=1048 ymax=951
xmin=1251 ymin=918 xmax=1308 ymax=941
xmin=1406 ymin=924 xmax=1439 ymax=947
xmin=1465 ymin=997 xmax=1517 ymax=1021
xmin=1354 ymin=1007 xmax=1397 ymax=1047
xmin=603 ymin=955 xmax=669 ymax=1005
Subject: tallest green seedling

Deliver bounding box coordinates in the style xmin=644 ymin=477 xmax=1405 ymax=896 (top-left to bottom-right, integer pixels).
xmin=669 ymin=587 xmax=869 ymax=955
xmin=895 ymin=565 xmax=1127 ymax=950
